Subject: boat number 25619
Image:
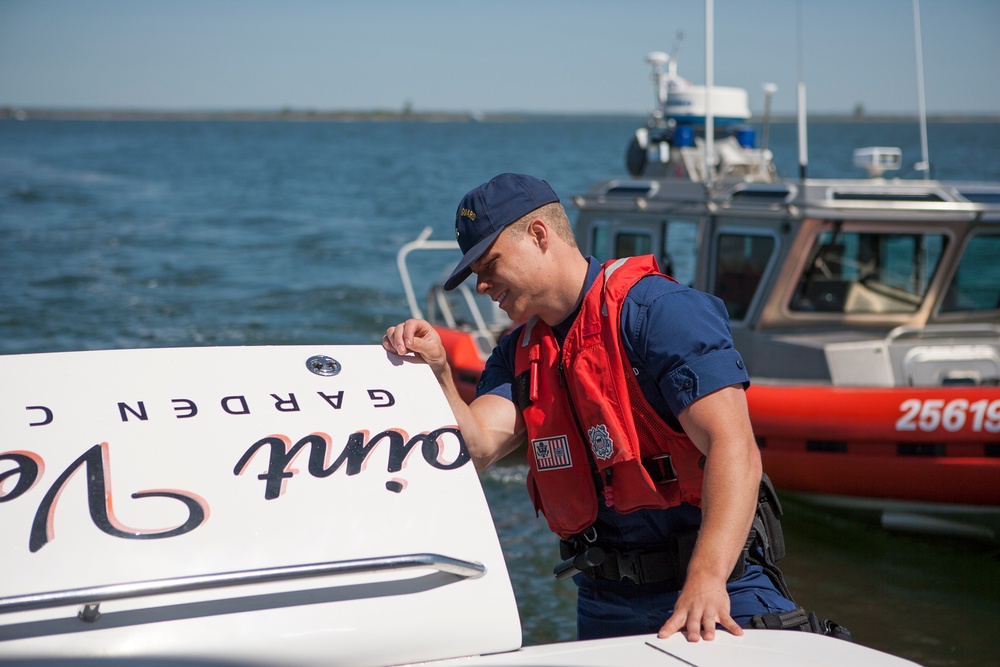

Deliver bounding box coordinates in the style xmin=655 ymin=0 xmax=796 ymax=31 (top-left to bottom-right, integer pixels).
xmin=896 ymin=398 xmax=1000 ymax=433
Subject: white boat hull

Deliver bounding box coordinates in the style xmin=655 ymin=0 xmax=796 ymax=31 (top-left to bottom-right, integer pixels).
xmin=0 ymin=346 xmax=920 ymax=666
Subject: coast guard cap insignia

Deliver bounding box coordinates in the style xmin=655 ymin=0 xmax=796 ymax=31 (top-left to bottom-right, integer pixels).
xmin=588 ymin=424 xmax=614 ymax=460
xmin=532 ymin=436 xmax=572 ymax=471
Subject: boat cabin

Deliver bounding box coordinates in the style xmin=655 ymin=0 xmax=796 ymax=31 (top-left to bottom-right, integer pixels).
xmin=572 ymin=172 xmax=1000 ymax=387
xmin=392 ymin=49 xmax=1000 ymax=548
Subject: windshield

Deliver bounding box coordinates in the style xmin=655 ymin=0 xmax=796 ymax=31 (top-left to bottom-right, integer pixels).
xmin=941 ymin=233 xmax=1000 ymax=313
xmin=790 ymin=230 xmax=946 ymax=314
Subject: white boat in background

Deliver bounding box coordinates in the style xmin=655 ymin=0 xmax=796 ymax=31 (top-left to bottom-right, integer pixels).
xmin=396 ymin=42 xmax=1000 ymax=543
xmin=0 ymin=346 xmax=920 ymax=665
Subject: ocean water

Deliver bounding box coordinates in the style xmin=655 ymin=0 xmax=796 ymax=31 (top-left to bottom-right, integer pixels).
xmin=2 ymin=117 xmax=999 ymax=666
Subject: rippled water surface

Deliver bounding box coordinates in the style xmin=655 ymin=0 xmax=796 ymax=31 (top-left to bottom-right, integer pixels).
xmin=3 ymin=117 xmax=999 ymax=666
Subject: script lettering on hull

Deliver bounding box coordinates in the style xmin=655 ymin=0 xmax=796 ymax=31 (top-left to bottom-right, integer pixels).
xmin=233 ymin=427 xmax=468 ymax=499
xmin=1 ymin=427 xmax=468 ymax=553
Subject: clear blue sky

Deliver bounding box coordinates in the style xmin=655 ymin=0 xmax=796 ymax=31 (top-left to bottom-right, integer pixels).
xmin=1 ymin=0 xmax=997 ymax=115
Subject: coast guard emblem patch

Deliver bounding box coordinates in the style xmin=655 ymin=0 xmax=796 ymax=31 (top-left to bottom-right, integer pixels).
xmin=532 ymin=436 xmax=572 ymax=471
xmin=588 ymin=424 xmax=614 ymax=460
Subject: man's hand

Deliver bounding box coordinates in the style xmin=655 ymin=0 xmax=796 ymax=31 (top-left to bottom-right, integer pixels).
xmin=657 ymin=571 xmax=743 ymax=641
xmin=382 ymin=318 xmax=523 ymax=473
xmin=382 ymin=319 xmax=449 ymax=378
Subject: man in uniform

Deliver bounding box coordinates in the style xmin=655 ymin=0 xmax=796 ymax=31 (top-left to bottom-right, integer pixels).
xmin=383 ymin=173 xmax=798 ymax=642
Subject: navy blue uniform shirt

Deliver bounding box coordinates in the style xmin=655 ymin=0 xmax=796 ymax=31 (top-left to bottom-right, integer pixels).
xmin=476 ymin=257 xmax=750 ymax=550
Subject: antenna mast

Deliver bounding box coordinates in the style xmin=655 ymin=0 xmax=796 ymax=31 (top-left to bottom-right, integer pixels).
xmin=913 ymin=0 xmax=931 ymax=178
xmin=796 ymin=0 xmax=808 ymax=180
xmin=705 ymin=0 xmax=715 ymax=181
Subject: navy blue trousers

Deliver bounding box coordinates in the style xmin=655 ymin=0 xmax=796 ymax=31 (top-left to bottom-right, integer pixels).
xmin=576 ymin=562 xmax=796 ymax=640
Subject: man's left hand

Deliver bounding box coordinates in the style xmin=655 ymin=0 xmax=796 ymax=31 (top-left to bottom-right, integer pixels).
xmin=657 ymin=572 xmax=743 ymax=642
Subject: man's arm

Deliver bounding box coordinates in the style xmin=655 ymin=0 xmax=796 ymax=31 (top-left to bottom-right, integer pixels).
xmin=657 ymin=384 xmax=762 ymax=642
xmin=383 ymin=319 xmax=524 ymax=471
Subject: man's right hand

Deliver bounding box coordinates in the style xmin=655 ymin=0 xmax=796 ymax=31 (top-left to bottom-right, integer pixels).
xmin=382 ymin=318 xmax=523 ymax=473
xmin=382 ymin=319 xmax=449 ymax=378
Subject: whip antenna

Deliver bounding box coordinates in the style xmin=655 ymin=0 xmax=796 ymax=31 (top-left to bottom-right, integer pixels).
xmin=913 ymin=0 xmax=931 ymax=178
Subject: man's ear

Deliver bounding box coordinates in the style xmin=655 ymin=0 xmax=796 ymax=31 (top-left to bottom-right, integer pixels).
xmin=527 ymin=218 xmax=548 ymax=250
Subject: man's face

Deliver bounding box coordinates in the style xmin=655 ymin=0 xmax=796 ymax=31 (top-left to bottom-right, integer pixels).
xmin=470 ymin=224 xmax=537 ymax=321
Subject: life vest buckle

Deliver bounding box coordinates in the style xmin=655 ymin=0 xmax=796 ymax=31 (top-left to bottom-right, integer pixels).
xmin=642 ymin=453 xmax=677 ymax=485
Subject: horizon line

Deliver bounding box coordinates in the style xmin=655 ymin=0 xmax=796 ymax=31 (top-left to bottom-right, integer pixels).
xmin=3 ymin=106 xmax=999 ymax=124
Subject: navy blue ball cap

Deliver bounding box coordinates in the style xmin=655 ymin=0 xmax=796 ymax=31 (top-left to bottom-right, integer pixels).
xmin=443 ymin=173 xmax=559 ymax=291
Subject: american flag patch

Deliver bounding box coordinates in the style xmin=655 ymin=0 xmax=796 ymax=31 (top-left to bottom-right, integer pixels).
xmin=531 ymin=436 xmax=572 ymax=471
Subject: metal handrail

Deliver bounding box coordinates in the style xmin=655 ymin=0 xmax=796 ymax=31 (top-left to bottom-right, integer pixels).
xmin=396 ymin=226 xmax=498 ymax=347
xmin=0 ymin=553 xmax=485 ymax=616
xmin=396 ymin=226 xmax=461 ymax=321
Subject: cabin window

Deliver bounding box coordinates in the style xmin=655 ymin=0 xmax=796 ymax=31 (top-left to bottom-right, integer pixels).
xmin=585 ymin=216 xmax=698 ymax=286
xmin=591 ymin=225 xmax=612 ymax=261
xmin=590 ymin=225 xmax=655 ymax=262
xmin=664 ymin=219 xmax=698 ymax=286
xmin=941 ymin=234 xmax=1000 ymax=313
xmin=588 ymin=221 xmax=656 ymax=264
xmin=713 ymin=233 xmax=775 ymax=321
xmin=615 ymin=232 xmax=653 ymax=258
xmin=791 ymin=230 xmax=946 ymax=314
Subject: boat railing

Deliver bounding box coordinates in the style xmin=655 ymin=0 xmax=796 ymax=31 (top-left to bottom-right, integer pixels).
xmin=397 ymin=226 xmax=505 ymax=351
xmin=0 ymin=553 xmax=485 ymax=619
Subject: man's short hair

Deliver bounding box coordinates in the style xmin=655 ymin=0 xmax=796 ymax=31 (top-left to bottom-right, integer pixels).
xmin=506 ymin=202 xmax=577 ymax=248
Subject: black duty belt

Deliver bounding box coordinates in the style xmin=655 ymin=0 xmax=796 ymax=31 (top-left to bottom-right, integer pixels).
xmin=586 ymin=545 xmax=687 ymax=588
xmin=556 ymin=527 xmax=751 ymax=587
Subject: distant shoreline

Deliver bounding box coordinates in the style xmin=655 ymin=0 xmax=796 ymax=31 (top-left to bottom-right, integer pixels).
xmin=2 ymin=107 xmax=998 ymax=124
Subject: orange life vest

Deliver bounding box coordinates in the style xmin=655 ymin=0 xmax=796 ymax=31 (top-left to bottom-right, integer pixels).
xmin=516 ymin=256 xmax=705 ymax=539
